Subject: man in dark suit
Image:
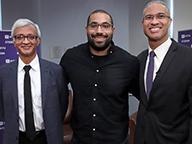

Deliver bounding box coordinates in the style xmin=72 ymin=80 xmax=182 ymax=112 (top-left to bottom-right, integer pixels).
xmin=0 ymin=18 xmax=68 ymax=144
xmin=136 ymin=1 xmax=192 ymax=144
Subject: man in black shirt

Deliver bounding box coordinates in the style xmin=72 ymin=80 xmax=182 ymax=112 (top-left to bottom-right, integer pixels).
xmin=60 ymin=9 xmax=139 ymax=144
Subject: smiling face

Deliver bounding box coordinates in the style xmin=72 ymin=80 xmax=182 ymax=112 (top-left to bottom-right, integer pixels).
xmin=86 ymin=12 xmax=115 ymax=56
xmin=142 ymin=2 xmax=172 ymax=48
xmin=13 ymin=24 xmax=40 ymax=63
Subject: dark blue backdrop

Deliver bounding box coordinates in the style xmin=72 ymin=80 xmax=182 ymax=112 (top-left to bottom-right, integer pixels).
xmin=0 ymin=31 xmax=16 ymax=143
xmin=178 ymin=29 xmax=192 ymax=48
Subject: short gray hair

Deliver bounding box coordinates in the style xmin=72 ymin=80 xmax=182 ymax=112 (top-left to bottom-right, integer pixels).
xmin=11 ymin=18 xmax=41 ymax=38
xmin=143 ymin=0 xmax=170 ymax=16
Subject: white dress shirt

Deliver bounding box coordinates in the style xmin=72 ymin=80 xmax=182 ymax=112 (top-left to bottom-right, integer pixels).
xmin=18 ymin=55 xmax=44 ymax=131
xmin=144 ymin=38 xmax=172 ymax=92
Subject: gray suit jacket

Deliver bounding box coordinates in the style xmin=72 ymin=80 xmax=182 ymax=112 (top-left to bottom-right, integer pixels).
xmin=0 ymin=58 xmax=68 ymax=144
xmin=135 ymin=39 xmax=192 ymax=144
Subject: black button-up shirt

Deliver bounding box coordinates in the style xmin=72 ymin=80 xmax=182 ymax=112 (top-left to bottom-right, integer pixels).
xmin=60 ymin=43 xmax=139 ymax=144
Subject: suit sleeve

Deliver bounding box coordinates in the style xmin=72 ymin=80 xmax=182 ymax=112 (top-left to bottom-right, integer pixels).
xmin=187 ymin=72 xmax=192 ymax=144
xmin=57 ymin=65 xmax=69 ymax=121
xmin=129 ymin=57 xmax=140 ymax=100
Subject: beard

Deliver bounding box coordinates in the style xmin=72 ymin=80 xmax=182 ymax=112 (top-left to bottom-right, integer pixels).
xmin=87 ymin=34 xmax=113 ymax=51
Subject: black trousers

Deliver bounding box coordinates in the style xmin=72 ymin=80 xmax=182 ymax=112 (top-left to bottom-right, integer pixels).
xmin=19 ymin=130 xmax=47 ymax=144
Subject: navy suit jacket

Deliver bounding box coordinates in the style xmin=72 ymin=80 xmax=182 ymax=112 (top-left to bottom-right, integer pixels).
xmin=0 ymin=58 xmax=68 ymax=144
xmin=135 ymin=39 xmax=192 ymax=144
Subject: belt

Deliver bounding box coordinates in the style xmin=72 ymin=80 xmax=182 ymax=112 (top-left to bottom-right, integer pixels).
xmin=19 ymin=130 xmax=45 ymax=138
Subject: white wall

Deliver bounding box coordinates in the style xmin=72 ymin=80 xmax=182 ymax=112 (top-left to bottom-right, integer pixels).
xmin=39 ymin=0 xmax=130 ymax=63
xmin=128 ymin=0 xmax=148 ymax=56
xmin=2 ymin=0 xmax=40 ymax=29
xmin=173 ymin=0 xmax=192 ymax=40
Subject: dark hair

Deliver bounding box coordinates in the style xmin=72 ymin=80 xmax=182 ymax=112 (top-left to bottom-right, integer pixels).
xmin=86 ymin=9 xmax=114 ymax=27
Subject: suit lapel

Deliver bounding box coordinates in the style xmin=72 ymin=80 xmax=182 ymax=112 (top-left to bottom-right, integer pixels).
xmin=151 ymin=40 xmax=177 ymax=95
xmin=39 ymin=59 xmax=49 ymax=108
xmin=139 ymin=50 xmax=149 ymax=105
xmin=9 ymin=61 xmax=19 ymax=110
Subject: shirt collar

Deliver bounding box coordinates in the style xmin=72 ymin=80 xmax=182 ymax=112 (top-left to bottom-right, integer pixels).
xmin=18 ymin=55 xmax=40 ymax=72
xmin=148 ymin=38 xmax=172 ymax=59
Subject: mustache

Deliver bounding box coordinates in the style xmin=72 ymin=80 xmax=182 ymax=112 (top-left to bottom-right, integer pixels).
xmin=149 ymin=25 xmax=162 ymax=29
xmin=92 ymin=33 xmax=107 ymax=37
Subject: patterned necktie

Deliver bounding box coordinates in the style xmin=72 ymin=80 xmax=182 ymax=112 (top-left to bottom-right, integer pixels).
xmin=23 ymin=65 xmax=36 ymax=140
xmin=146 ymin=51 xmax=155 ymax=97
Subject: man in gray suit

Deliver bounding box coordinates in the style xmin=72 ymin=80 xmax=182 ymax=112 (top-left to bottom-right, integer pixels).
xmin=0 ymin=18 xmax=68 ymax=144
xmin=136 ymin=1 xmax=192 ymax=144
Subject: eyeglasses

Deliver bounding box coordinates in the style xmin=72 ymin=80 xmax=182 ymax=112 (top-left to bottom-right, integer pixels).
xmin=88 ymin=22 xmax=113 ymax=30
xmin=13 ymin=34 xmax=39 ymax=42
xmin=143 ymin=13 xmax=171 ymax=21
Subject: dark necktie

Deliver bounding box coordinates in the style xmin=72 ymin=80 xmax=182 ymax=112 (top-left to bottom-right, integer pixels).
xmin=23 ymin=65 xmax=36 ymax=140
xmin=146 ymin=51 xmax=155 ymax=97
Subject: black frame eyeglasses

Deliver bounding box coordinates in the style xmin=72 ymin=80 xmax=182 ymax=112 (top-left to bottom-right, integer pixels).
xmin=143 ymin=13 xmax=171 ymax=21
xmin=13 ymin=34 xmax=39 ymax=42
xmin=88 ymin=22 xmax=113 ymax=31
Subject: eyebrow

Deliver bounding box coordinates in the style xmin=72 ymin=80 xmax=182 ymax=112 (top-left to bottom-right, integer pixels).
xmin=89 ymin=21 xmax=112 ymax=24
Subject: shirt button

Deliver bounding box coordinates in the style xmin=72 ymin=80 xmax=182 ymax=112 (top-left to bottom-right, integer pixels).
xmin=93 ymin=98 xmax=96 ymax=101
xmin=93 ymin=128 xmax=96 ymax=131
xmin=96 ymin=69 xmax=99 ymax=72
xmin=93 ymin=114 xmax=96 ymax=117
xmin=94 ymin=83 xmax=98 ymax=87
